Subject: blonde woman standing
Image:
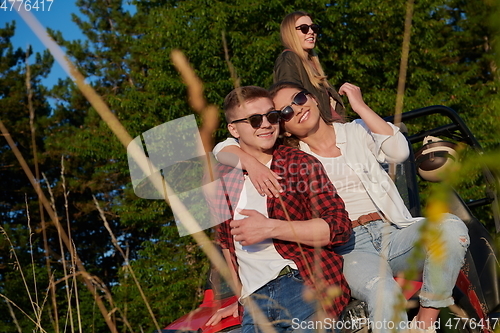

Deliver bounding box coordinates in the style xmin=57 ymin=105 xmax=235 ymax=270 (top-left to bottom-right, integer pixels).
xmin=274 ymin=11 xmax=345 ymax=122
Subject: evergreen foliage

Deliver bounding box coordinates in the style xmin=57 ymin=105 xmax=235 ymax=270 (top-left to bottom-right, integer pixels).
xmin=0 ymin=0 xmax=498 ymax=332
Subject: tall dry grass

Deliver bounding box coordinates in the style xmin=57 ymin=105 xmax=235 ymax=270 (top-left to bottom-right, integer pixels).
xmin=1 ymin=3 xmax=498 ymax=333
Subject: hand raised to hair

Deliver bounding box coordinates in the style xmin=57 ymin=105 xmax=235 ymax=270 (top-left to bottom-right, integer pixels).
xmin=339 ymin=82 xmax=393 ymax=135
xmin=338 ymin=83 xmax=370 ymax=115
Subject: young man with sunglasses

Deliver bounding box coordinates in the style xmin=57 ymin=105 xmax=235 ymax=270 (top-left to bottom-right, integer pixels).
xmin=206 ymin=86 xmax=351 ymax=333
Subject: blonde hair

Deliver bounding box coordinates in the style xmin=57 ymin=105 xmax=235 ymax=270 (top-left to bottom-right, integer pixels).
xmin=280 ymin=11 xmax=328 ymax=89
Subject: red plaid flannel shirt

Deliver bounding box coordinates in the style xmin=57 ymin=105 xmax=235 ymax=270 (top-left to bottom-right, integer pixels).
xmin=212 ymin=145 xmax=352 ymax=317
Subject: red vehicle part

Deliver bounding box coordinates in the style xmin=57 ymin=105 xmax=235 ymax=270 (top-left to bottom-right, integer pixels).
xmin=162 ymin=289 xmax=240 ymax=333
xmin=161 ymin=106 xmax=499 ymax=333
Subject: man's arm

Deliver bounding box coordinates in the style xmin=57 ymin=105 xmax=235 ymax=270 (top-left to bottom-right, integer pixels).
xmin=230 ymin=211 xmax=330 ymax=247
xmin=230 ymin=153 xmax=351 ymax=248
xmin=206 ymin=249 xmax=240 ymax=327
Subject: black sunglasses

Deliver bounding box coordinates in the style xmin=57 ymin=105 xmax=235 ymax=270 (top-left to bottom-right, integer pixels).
xmin=280 ymin=91 xmax=309 ymax=122
xmin=295 ymin=24 xmax=320 ymax=34
xmin=230 ymin=110 xmax=281 ymax=129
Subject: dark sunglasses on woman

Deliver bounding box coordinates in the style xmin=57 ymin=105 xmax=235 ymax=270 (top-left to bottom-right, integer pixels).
xmin=295 ymin=24 xmax=320 ymax=34
xmin=230 ymin=110 xmax=281 ymax=129
xmin=280 ymin=91 xmax=310 ymax=122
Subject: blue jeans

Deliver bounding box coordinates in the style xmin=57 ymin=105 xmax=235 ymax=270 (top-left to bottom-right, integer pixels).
xmin=336 ymin=214 xmax=469 ymax=333
xmin=241 ymin=269 xmax=317 ymax=333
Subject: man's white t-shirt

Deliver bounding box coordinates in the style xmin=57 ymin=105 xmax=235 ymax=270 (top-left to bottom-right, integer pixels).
xmin=233 ymin=161 xmax=297 ymax=299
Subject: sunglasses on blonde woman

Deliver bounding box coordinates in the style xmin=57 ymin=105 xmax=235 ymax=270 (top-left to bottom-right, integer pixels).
xmin=295 ymin=24 xmax=320 ymax=34
xmin=280 ymin=91 xmax=309 ymax=122
xmin=230 ymin=110 xmax=281 ymax=129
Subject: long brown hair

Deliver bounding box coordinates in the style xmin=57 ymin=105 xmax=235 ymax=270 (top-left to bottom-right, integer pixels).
xmin=269 ymin=81 xmax=340 ymax=149
xmin=280 ymin=11 xmax=328 ymax=89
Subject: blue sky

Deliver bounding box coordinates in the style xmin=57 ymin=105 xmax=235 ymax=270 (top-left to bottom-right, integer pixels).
xmin=0 ymin=0 xmax=85 ymax=87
